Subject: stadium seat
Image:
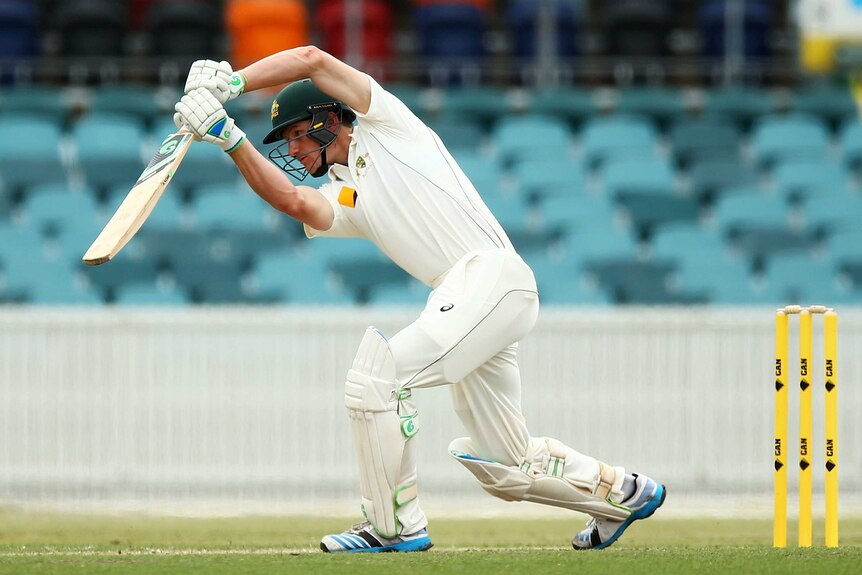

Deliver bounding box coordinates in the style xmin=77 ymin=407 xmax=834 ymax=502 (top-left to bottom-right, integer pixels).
xmin=698 ymin=0 xmax=772 ymax=60
xmin=651 ymin=223 xmax=729 ymax=264
xmin=764 ymin=253 xmax=848 ymax=304
xmin=317 ymin=0 xmax=392 ymax=76
xmin=147 ymin=0 xmax=221 ymax=64
xmin=493 ymin=115 xmax=572 ymax=166
xmin=512 ymin=158 xmax=588 ymax=203
xmin=528 ymin=87 xmax=597 ymax=129
xmin=582 ymin=257 xmax=679 ymax=304
xmin=438 ymin=86 xmax=516 ymax=129
xmin=564 ymin=220 xmax=638 ymax=262
xmin=801 ymin=192 xmax=862 ymax=237
xmin=104 ymin=183 xmax=185 ymax=231
xmin=54 ymin=0 xmax=128 ymax=57
xmin=83 ymin=258 xmax=160 ymax=301
xmin=688 ymin=158 xmax=757 ymax=203
xmin=671 ymin=254 xmax=760 ymax=304
xmin=615 ymin=88 xmax=687 ymax=131
xmin=191 ymin=185 xmax=273 ymax=232
xmin=0 ymin=117 xmax=66 ymax=194
xmin=581 ymin=116 xmax=657 ymax=167
xmin=792 ymin=84 xmax=858 ymax=132
xmin=428 ymin=117 xmax=485 ymax=154
xmin=414 ymin=3 xmax=487 ymax=84
xmin=506 ymin=0 xmax=582 ymax=60
xmin=0 ymin=0 xmax=38 ymax=59
xmin=703 ymin=87 xmax=776 ymax=130
xmin=669 ymin=118 xmax=740 ymax=167
xmin=0 ymin=86 xmax=72 ymax=123
xmin=253 ymin=249 xmax=351 ymax=304
xmin=90 ymin=86 xmax=166 ymax=128
xmin=114 ymin=283 xmax=191 ymax=305
xmin=450 ymin=152 xmax=502 ymax=197
xmin=483 ymin=192 xmax=530 ymax=231
xmin=602 ymin=158 xmax=675 ymax=198
xmin=751 ymin=115 xmax=830 ymax=168
xmin=600 ymin=0 xmax=672 ymax=56
xmin=839 ymin=119 xmax=862 ymax=172
xmin=524 ymin=252 xmax=612 ymax=305
xmin=540 ymin=193 xmax=619 ymax=233
xmin=365 ymin=280 xmax=430 ymax=306
xmin=23 ymin=184 xmax=101 ymax=237
xmin=73 ymin=114 xmax=145 ymax=192
xmin=226 ymin=0 xmax=309 ymax=68
xmin=773 ymin=160 xmax=848 ymax=204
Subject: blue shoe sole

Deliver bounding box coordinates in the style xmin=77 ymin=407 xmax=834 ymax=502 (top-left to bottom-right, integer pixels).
xmin=320 ymin=536 xmax=433 ymax=553
xmin=585 ymin=483 xmax=667 ymax=551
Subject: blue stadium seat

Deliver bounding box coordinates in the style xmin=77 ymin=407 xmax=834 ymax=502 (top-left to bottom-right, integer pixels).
xmin=839 ymin=119 xmax=862 ymax=172
xmin=699 ymin=1 xmax=772 ymax=60
xmin=688 ymin=158 xmax=757 ymax=203
xmin=529 ymin=88 xmax=597 ymax=128
xmin=0 ymin=86 xmax=71 ymax=123
xmin=764 ymin=253 xmax=848 ymax=305
xmin=751 ymin=114 xmax=830 ymax=168
xmin=191 ymin=184 xmax=273 ymax=232
xmin=773 ymin=160 xmax=848 ymax=204
xmin=615 ymin=88 xmax=686 ymax=130
xmin=73 ymin=113 xmax=145 ymax=191
xmin=669 ymin=118 xmax=740 ymax=167
xmin=512 ymin=158 xmax=588 ymax=203
xmin=703 ymin=86 xmax=776 ymax=130
xmin=0 ymin=0 xmax=38 ymax=60
xmin=581 ymin=115 xmax=657 ymax=167
xmin=414 ymin=3 xmax=486 ymax=84
xmin=506 ymin=0 xmax=582 ymax=60
xmin=493 ymin=115 xmax=572 ymax=166
xmin=24 ymin=184 xmax=101 ymax=237
xmin=791 ymin=84 xmax=857 ymax=132
xmin=0 ymin=116 xmax=66 ymax=193
xmin=253 ymin=249 xmax=351 ymax=304
xmin=114 ymin=283 xmax=191 ymax=305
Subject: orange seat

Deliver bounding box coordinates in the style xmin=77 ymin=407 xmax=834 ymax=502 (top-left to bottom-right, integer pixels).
xmin=226 ymin=0 xmax=309 ymax=68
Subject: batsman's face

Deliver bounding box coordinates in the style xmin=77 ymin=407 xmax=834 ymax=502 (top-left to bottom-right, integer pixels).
xmin=283 ymin=119 xmax=325 ymax=173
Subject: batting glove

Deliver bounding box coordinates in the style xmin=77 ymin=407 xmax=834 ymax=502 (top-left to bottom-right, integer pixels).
xmin=174 ymin=87 xmax=246 ymax=153
xmin=184 ymin=59 xmax=246 ymax=104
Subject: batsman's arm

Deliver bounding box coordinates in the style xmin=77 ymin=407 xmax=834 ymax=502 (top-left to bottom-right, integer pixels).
xmin=228 ymin=142 xmax=335 ymax=231
xmin=239 ymin=46 xmax=371 ymax=115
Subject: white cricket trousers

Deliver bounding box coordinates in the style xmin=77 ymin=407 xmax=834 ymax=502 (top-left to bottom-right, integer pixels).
xmin=385 ymin=249 xmax=541 ymax=532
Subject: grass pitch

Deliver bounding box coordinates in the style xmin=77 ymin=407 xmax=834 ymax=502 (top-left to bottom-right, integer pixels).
xmin=1 ymin=509 xmax=860 ymax=575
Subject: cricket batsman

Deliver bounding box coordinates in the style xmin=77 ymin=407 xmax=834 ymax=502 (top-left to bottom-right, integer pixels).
xmin=172 ymin=46 xmax=666 ymax=552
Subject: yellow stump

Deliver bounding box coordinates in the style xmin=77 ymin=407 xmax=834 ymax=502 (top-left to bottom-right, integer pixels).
xmin=774 ymin=310 xmax=788 ymax=548
xmin=798 ymin=310 xmax=813 ymax=547
xmin=824 ymin=311 xmax=839 ymax=548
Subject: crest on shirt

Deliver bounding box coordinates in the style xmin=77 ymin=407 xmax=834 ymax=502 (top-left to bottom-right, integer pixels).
xmin=354 ymin=153 xmax=370 ymax=178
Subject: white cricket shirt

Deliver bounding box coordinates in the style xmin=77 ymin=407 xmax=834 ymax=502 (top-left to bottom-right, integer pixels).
xmin=305 ymin=75 xmax=514 ymax=287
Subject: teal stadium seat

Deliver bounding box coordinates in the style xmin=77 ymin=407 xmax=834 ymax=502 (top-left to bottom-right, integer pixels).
xmin=540 ymin=192 xmax=619 ymax=233
xmin=615 ymin=87 xmax=687 ymax=131
xmin=73 ymin=113 xmax=145 ymax=191
xmin=773 ymin=160 xmax=848 ymax=203
xmin=438 ymin=86 xmax=516 ymax=129
xmin=192 ymin=184 xmax=273 ymax=231
xmin=385 ymin=84 xmax=429 ymax=119
xmin=564 ymin=219 xmax=638 ymax=262
xmin=529 ymin=87 xmax=598 ymax=128
xmin=581 ymin=115 xmax=657 ymax=168
xmin=791 ymin=84 xmax=857 ymax=132
xmin=651 ymin=223 xmax=729 ymax=265
xmin=24 ymin=184 xmax=101 ymax=237
xmin=152 ymin=119 xmax=238 ymax=192
xmin=493 ymin=115 xmax=572 ymax=166
xmin=105 ymin=182 xmax=185 ymax=231
xmin=90 ymin=85 xmax=167 ymax=128
xmin=751 ymin=114 xmax=830 ymax=168
xmin=669 ymin=118 xmax=740 ymax=167
xmin=0 ymin=116 xmax=66 ymax=194
xmin=525 ymin=252 xmax=611 ymax=305
xmin=428 ymin=117 xmax=485 ymax=154
xmin=839 ymin=120 xmax=862 ymax=173
xmin=688 ymin=158 xmax=757 ymax=203
xmin=703 ymin=86 xmax=776 ymax=130
xmin=582 ymin=256 xmax=681 ymax=304
xmin=365 ymin=279 xmax=430 ymax=306
xmin=0 ymin=223 xmax=42 ymax=301
xmin=512 ymin=158 xmax=588 ymax=203
xmin=113 ymin=283 xmax=191 ymax=305
xmin=827 ymin=228 xmax=862 ymax=288
xmin=764 ymin=253 xmax=849 ymax=305
xmin=802 ymin=192 xmax=862 ymax=237
xmin=82 ymin=258 xmax=160 ymax=302
xmin=672 ymin=254 xmax=763 ymax=304
xmin=253 ymin=249 xmax=352 ymax=304
xmin=483 ymin=192 xmax=530 ymax=231
xmin=452 ymin=152 xmax=502 ymax=197
xmin=0 ymin=86 xmax=72 ymax=124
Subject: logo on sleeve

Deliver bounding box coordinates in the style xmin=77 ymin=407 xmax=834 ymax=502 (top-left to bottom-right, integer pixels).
xmin=338 ymin=186 xmax=358 ymax=208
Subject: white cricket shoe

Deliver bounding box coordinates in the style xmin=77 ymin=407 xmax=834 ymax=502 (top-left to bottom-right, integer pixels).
xmin=320 ymin=521 xmax=433 ymax=553
xmin=572 ymin=473 xmax=666 ymax=550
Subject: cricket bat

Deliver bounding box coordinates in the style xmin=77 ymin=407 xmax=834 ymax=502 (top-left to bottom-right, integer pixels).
xmin=82 ymin=129 xmax=194 ymax=265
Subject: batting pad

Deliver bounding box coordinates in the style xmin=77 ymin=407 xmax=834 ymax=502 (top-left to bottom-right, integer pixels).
xmin=449 ymin=437 xmax=631 ymax=521
xmin=345 ymin=327 xmax=420 ymax=538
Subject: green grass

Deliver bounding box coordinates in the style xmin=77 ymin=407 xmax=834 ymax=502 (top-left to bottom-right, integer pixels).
xmin=1 ymin=509 xmax=860 ymax=575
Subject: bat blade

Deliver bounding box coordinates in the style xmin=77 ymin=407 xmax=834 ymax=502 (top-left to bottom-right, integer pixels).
xmin=83 ymin=130 xmax=194 ymax=266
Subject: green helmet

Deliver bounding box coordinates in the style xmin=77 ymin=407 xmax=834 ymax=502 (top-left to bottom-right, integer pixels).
xmin=262 ymin=79 xmax=356 ymax=144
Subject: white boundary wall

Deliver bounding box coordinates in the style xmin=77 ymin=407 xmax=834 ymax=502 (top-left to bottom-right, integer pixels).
xmin=1 ymin=306 xmax=860 ymax=517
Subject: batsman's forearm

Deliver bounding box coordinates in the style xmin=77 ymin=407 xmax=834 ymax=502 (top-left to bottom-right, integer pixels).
xmin=229 ymin=141 xmax=301 ymax=213
xmin=239 ymin=46 xmax=319 ymax=93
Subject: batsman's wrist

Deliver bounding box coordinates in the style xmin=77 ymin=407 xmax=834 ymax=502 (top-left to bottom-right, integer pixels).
xmin=223 ymin=125 xmax=246 ymax=153
xmin=228 ymin=71 xmax=247 ymax=100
